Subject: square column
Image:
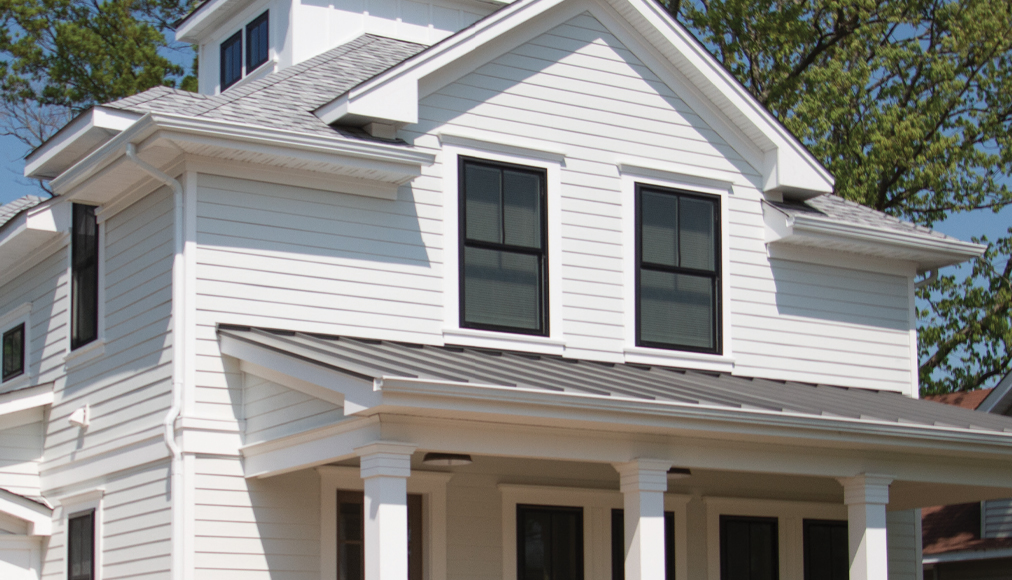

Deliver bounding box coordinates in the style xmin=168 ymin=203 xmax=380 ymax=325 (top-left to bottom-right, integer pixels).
xmin=357 ymin=442 xmax=417 ymax=580
xmin=839 ymin=474 xmax=893 ymax=580
xmin=615 ymin=459 xmax=671 ymax=580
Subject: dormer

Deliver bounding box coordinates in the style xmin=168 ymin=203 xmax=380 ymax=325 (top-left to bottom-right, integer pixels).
xmin=176 ymin=0 xmax=508 ymax=95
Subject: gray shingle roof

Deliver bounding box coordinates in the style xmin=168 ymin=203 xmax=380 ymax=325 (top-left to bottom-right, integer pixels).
xmin=773 ymin=194 xmax=959 ymax=242
xmin=219 ymin=326 xmax=1012 ymax=435
xmin=104 ymin=34 xmax=426 ymax=139
xmin=0 ymin=195 xmax=45 ymax=229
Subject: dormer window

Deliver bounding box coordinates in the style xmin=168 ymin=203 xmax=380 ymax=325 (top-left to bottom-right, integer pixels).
xmin=219 ymin=10 xmax=269 ymax=91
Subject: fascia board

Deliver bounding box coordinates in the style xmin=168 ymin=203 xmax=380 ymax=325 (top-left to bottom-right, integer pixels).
xmin=175 ymin=0 xmax=256 ymax=43
xmin=25 ymin=107 xmax=141 ymax=180
xmin=0 ymin=200 xmax=71 ymax=275
xmin=0 ymin=490 xmax=52 ymax=536
xmin=0 ymin=383 xmax=54 ymax=418
xmin=373 ymin=376 xmax=1012 ymax=453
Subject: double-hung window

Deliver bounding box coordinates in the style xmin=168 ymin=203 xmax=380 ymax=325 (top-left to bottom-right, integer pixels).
xmin=636 ymin=185 xmax=721 ymax=353
xmin=2 ymin=323 xmax=25 ymax=381
xmin=459 ymin=157 xmax=548 ymax=335
xmin=68 ymin=510 xmax=95 ymax=580
xmin=71 ymin=204 xmax=99 ymax=350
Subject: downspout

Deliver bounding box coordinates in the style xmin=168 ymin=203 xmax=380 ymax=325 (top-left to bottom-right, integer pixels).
xmin=124 ymin=143 xmax=185 ymax=580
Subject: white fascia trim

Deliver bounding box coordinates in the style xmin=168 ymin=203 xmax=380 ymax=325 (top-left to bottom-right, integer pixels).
xmin=372 ymin=375 xmax=1012 ymax=451
xmin=922 ymin=547 xmax=1012 ymax=564
xmin=0 ymin=197 xmax=71 ymax=244
xmin=25 ymin=107 xmax=141 ymax=180
xmin=0 ymin=383 xmax=53 ymax=417
xmin=0 ymin=489 xmax=52 ymax=536
xmin=174 ymin=0 xmax=240 ymax=42
xmin=48 ymin=112 xmax=435 ymax=195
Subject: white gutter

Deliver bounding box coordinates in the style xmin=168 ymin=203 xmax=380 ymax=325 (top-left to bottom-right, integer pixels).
xmin=124 ymin=143 xmax=185 ymax=580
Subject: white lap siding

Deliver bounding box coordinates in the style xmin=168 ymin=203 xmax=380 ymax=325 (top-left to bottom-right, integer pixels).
xmin=243 ymin=375 xmax=343 ymax=445
xmin=888 ymin=509 xmax=924 ymax=580
xmin=0 ymin=422 xmax=43 ymax=498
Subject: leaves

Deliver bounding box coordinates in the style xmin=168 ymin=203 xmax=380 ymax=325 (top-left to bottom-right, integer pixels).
xmin=671 ymin=0 xmax=1012 ymax=393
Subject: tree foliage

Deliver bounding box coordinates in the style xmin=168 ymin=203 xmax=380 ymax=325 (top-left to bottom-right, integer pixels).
xmin=668 ymin=0 xmax=1012 ymax=394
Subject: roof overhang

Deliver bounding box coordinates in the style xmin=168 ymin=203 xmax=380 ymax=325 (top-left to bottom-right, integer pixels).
xmin=46 ymin=112 xmax=435 ymax=203
xmin=314 ymin=0 xmax=835 ymax=200
xmin=763 ymin=202 xmax=986 ymax=271
xmin=175 ymin=0 xmax=262 ymax=43
xmin=25 ymin=107 xmax=142 ymax=180
xmin=0 ymin=488 xmax=51 ymax=536
xmin=0 ymin=199 xmax=71 ymax=277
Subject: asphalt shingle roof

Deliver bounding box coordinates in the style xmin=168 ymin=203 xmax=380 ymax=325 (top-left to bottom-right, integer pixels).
xmin=104 ymin=34 xmax=426 ymax=139
xmin=773 ymin=194 xmax=961 ymax=242
xmin=0 ymin=195 xmax=45 ymax=229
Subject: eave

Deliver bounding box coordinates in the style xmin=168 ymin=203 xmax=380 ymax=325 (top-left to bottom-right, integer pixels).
xmin=174 ymin=0 xmax=261 ymax=43
xmin=25 ymin=107 xmax=141 ymax=180
xmin=0 ymin=488 xmax=51 ymax=536
xmin=763 ymin=203 xmax=986 ymax=271
xmin=0 ymin=200 xmax=71 ymax=278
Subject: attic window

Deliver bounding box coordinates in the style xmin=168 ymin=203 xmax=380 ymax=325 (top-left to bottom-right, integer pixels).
xmin=219 ymin=10 xmax=270 ymax=91
xmin=246 ymin=12 xmax=270 ymax=71
xmin=220 ymin=30 xmax=243 ymax=89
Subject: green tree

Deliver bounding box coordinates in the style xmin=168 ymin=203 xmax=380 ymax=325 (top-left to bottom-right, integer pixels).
xmin=0 ymin=0 xmax=195 ymax=149
xmin=669 ymin=0 xmax=1012 ymax=394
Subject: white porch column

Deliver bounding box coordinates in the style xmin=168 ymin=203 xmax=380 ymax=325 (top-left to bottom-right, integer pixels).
xmin=615 ymin=459 xmax=671 ymax=580
xmin=357 ymin=442 xmax=417 ymax=580
xmin=839 ymin=474 xmax=893 ymax=580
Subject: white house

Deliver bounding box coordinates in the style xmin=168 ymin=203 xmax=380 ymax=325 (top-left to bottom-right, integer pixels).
xmin=1 ymin=0 xmax=1011 ymax=578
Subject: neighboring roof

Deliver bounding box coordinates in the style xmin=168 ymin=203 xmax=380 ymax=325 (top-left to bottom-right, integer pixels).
xmin=926 ymin=388 xmax=994 ymax=411
xmin=921 ymin=503 xmax=1012 ymax=556
xmin=104 ymin=34 xmax=426 ymax=139
xmin=218 ymin=326 xmax=1012 ymax=435
xmin=0 ymin=195 xmax=45 ymax=229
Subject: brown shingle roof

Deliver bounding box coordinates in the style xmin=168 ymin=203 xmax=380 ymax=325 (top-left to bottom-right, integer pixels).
xmin=926 ymin=388 xmax=994 ymax=411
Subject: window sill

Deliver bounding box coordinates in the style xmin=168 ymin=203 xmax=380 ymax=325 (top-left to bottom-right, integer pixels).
xmin=443 ymin=328 xmax=566 ymax=355
xmin=64 ymin=340 xmax=105 ymax=370
xmin=624 ymin=346 xmax=734 ymax=373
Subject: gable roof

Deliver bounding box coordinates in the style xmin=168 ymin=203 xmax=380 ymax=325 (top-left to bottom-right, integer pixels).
xmin=925 ymin=388 xmax=994 ymax=411
xmin=0 ymin=195 xmax=45 ymax=230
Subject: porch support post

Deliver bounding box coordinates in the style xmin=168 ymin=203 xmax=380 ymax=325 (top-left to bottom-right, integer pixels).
xmin=839 ymin=474 xmax=893 ymax=580
xmin=615 ymin=459 xmax=671 ymax=580
xmin=357 ymin=442 xmax=417 ymax=580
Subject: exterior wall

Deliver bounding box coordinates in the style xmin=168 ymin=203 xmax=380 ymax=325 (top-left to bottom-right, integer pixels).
xmin=0 ymin=422 xmax=44 ymax=498
xmin=243 ymin=375 xmax=343 ymax=445
xmin=193 ymin=457 xmax=320 ymax=580
xmin=889 ymin=509 xmax=924 ymax=580
xmin=982 ymin=499 xmax=1012 ymax=538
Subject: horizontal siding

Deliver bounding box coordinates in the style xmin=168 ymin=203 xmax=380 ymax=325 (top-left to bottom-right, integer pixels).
xmin=888 ymin=509 xmax=922 ymax=580
xmin=244 ymin=375 xmax=343 ymax=444
xmin=446 ymin=473 xmax=502 ymax=580
xmin=983 ymin=498 xmax=1012 ymax=538
xmin=194 ymin=456 xmax=319 ymax=580
xmin=0 ymin=422 xmax=43 ymax=498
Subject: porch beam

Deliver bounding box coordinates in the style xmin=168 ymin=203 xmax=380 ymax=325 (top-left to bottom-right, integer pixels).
xmin=357 ymin=442 xmax=417 ymax=580
xmin=615 ymin=459 xmax=671 ymax=580
xmin=839 ymin=474 xmax=892 ymax=580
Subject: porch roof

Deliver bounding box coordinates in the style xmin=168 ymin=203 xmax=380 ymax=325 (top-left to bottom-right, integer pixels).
xmin=218 ymin=326 xmax=1012 ymax=435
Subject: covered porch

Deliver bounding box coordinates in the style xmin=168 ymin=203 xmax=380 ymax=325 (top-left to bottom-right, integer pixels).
xmin=215 ymin=327 xmax=1012 ymax=580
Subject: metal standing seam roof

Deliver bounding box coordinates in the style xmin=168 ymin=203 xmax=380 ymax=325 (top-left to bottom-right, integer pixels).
xmin=219 ymin=326 xmax=1012 ymax=435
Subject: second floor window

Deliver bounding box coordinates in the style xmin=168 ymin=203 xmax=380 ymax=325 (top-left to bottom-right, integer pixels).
xmin=459 ymin=157 xmax=547 ymax=335
xmin=2 ymin=323 xmax=24 ymax=381
xmin=246 ymin=12 xmax=270 ymax=71
xmin=220 ymin=10 xmax=269 ymax=91
xmin=71 ymin=204 xmax=99 ymax=350
xmin=220 ymin=30 xmax=243 ymax=89
xmin=636 ymin=185 xmax=720 ymax=353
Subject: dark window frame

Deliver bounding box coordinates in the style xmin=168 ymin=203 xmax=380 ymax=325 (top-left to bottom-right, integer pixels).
xmin=610 ymin=509 xmax=676 ymax=580
xmin=458 ymin=156 xmax=549 ymax=336
xmin=335 ymin=490 xmax=424 ymax=580
xmin=802 ymin=519 xmax=848 ymax=580
xmin=517 ymin=504 xmax=584 ymax=580
xmin=71 ymin=204 xmax=99 ymax=351
xmin=68 ymin=509 xmax=95 ymax=580
xmin=220 ymin=29 xmax=243 ymax=89
xmin=246 ymin=11 xmax=270 ymax=72
xmin=719 ymin=515 xmax=779 ymax=580
xmin=2 ymin=322 xmax=25 ymax=381
xmin=635 ymin=183 xmax=722 ymax=354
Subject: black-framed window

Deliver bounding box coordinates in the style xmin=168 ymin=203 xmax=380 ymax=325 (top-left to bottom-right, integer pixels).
xmin=803 ymin=520 xmax=848 ymax=580
xmin=68 ymin=510 xmax=95 ymax=580
xmin=460 ymin=157 xmax=548 ymax=335
xmin=518 ymin=504 xmax=582 ymax=580
xmin=220 ymin=30 xmax=243 ymax=89
xmin=336 ymin=491 xmax=423 ymax=580
xmin=611 ymin=509 xmax=675 ymax=580
xmin=636 ymin=185 xmax=721 ymax=353
xmin=246 ymin=11 xmax=270 ymax=71
xmin=71 ymin=204 xmax=99 ymax=350
xmin=2 ymin=323 xmax=25 ymax=381
xmin=720 ymin=516 xmax=778 ymax=580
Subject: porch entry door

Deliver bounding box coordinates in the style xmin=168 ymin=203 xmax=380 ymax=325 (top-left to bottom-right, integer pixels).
xmin=336 ymin=490 xmax=424 ymax=580
xmin=517 ymin=504 xmax=584 ymax=580
xmin=720 ymin=516 xmax=779 ymax=580
xmin=802 ymin=520 xmax=848 ymax=580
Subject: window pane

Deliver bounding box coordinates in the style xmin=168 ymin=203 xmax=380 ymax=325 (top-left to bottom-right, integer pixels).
xmin=2 ymin=323 xmax=24 ymax=380
xmin=518 ymin=506 xmax=582 ymax=580
xmin=679 ymin=197 xmax=715 ymax=271
xmin=465 ymin=163 xmax=503 ymax=243
xmin=71 ymin=204 xmax=99 ymax=350
xmin=463 ymin=247 xmax=541 ymax=331
xmin=246 ymin=12 xmax=269 ymax=71
xmin=804 ymin=520 xmax=848 ymax=580
xmin=503 ymin=169 xmax=541 ymax=249
xmin=522 ymin=510 xmax=551 ymax=580
xmin=723 ymin=520 xmax=750 ymax=580
xmin=641 ymin=191 xmax=678 ymax=267
xmin=639 ymin=270 xmax=713 ymax=349
xmin=69 ymin=511 xmax=94 ymax=580
xmin=721 ymin=517 xmax=778 ymax=580
xmin=750 ymin=523 xmax=774 ymax=580
xmin=220 ymin=31 xmax=243 ymax=88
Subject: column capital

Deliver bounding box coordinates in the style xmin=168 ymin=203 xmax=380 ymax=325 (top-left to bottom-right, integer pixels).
xmin=356 ymin=441 xmax=416 ymax=480
xmin=614 ymin=458 xmax=672 ymax=493
xmin=838 ymin=473 xmax=893 ymax=505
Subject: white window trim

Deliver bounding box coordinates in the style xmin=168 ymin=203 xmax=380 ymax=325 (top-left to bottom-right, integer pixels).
xmin=58 ymin=488 xmax=105 ymax=580
xmin=702 ymin=496 xmax=847 ymax=580
xmin=499 ymin=483 xmax=690 ymax=580
xmin=0 ymin=302 xmax=32 ymax=391
xmin=64 ymin=204 xmax=105 ymax=368
xmin=439 ymin=139 xmax=565 ymax=355
xmin=211 ymin=1 xmax=276 ymax=95
xmin=618 ymin=163 xmax=735 ymax=373
xmin=317 ymin=466 xmax=450 ymax=580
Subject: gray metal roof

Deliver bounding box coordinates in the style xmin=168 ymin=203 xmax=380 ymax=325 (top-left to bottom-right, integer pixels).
xmin=773 ymin=194 xmax=963 ymax=243
xmin=0 ymin=195 xmax=45 ymax=229
xmin=104 ymin=34 xmax=426 ymax=139
xmin=219 ymin=326 xmax=1012 ymax=434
